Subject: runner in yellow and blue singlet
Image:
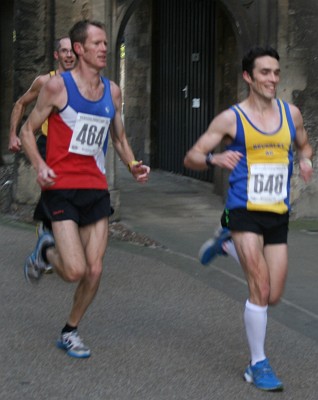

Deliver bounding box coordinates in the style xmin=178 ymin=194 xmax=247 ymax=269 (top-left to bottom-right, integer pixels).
xmin=226 ymin=98 xmax=295 ymax=214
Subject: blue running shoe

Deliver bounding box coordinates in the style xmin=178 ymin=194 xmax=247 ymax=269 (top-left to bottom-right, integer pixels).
xmin=36 ymin=223 xmax=54 ymax=274
xmin=36 ymin=221 xmax=53 ymax=238
xmin=244 ymin=358 xmax=283 ymax=391
xmin=57 ymin=330 xmax=91 ymax=358
xmin=198 ymin=227 xmax=231 ymax=265
xmin=24 ymin=231 xmax=55 ymax=283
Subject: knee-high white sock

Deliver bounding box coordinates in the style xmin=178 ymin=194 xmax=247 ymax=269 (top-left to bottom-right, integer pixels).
xmin=244 ymin=299 xmax=268 ymax=366
xmin=223 ymin=239 xmax=240 ymax=264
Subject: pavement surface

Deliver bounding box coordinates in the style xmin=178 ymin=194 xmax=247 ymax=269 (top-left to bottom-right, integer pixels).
xmin=1 ymin=162 xmax=318 ymax=399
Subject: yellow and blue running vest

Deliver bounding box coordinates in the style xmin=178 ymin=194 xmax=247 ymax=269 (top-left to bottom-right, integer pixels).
xmin=225 ymin=99 xmax=296 ymax=214
xmin=40 ymin=70 xmax=56 ymax=136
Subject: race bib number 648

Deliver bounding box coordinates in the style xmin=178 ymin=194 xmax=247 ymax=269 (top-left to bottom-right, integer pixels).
xmin=69 ymin=112 xmax=110 ymax=156
xmin=248 ymin=163 xmax=288 ymax=204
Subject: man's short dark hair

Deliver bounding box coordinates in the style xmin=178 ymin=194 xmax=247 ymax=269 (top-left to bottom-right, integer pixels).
xmin=242 ymin=46 xmax=280 ymax=77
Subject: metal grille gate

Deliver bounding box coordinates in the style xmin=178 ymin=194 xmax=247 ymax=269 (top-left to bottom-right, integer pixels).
xmin=152 ymin=0 xmax=216 ymax=181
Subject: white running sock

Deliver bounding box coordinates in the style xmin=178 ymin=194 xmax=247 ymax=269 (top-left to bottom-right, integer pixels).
xmin=244 ymin=299 xmax=268 ymax=366
xmin=223 ymin=239 xmax=240 ymax=264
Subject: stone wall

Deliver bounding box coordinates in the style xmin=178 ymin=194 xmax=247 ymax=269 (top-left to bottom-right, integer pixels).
xmin=11 ymin=0 xmax=54 ymax=215
xmin=0 ymin=1 xmax=14 ymax=163
xmin=277 ymin=0 xmax=318 ymax=218
xmin=123 ymin=0 xmax=152 ymax=165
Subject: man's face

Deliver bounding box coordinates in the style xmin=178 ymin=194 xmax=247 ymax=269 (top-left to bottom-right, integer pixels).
xmin=56 ymin=38 xmax=76 ymax=71
xmin=244 ymin=55 xmax=280 ymax=100
xmin=80 ymin=25 xmax=108 ymax=69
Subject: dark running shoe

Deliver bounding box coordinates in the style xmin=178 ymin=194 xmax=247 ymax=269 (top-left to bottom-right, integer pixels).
xmin=24 ymin=231 xmax=55 ymax=283
xmin=198 ymin=227 xmax=231 ymax=265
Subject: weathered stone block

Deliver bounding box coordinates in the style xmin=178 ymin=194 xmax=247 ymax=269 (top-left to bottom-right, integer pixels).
xmin=13 ymin=154 xmax=40 ymax=205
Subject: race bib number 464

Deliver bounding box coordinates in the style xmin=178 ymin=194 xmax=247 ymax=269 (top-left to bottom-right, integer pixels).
xmin=69 ymin=113 xmax=110 ymax=156
xmin=248 ymin=163 xmax=288 ymax=204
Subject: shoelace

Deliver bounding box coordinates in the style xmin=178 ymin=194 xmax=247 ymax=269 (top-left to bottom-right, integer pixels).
xmin=64 ymin=332 xmax=84 ymax=349
xmin=254 ymin=364 xmax=275 ymax=379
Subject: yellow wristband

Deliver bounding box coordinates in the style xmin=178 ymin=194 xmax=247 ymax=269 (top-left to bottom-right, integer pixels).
xmin=127 ymin=160 xmax=139 ymax=172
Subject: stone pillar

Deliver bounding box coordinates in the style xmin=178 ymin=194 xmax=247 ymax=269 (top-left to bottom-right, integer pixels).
xmin=277 ymin=0 xmax=318 ymax=218
xmin=0 ymin=1 xmax=14 ymax=164
xmin=11 ymin=0 xmax=54 ymax=216
xmin=123 ymin=0 xmax=152 ymax=165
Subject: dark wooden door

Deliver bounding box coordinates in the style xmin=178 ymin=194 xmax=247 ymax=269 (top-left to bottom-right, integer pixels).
xmin=152 ymin=0 xmax=216 ymax=181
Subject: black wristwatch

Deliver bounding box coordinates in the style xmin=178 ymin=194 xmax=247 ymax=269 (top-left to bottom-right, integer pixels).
xmin=205 ymin=152 xmax=214 ymax=169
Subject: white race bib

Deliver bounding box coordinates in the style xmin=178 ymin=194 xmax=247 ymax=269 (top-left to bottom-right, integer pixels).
xmin=248 ymin=163 xmax=288 ymax=204
xmin=69 ymin=112 xmax=110 ymax=156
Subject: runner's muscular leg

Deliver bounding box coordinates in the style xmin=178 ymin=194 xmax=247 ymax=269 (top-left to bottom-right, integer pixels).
xmin=47 ymin=220 xmax=87 ymax=282
xmin=67 ymin=217 xmax=109 ymax=327
xmin=232 ymin=231 xmax=270 ymax=306
xmin=263 ymin=244 xmax=288 ymax=305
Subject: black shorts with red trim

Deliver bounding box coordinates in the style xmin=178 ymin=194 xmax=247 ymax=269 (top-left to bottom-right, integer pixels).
xmin=40 ymin=189 xmax=113 ymax=227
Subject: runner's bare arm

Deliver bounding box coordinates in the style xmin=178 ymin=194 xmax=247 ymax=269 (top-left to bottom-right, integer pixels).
xmin=184 ymin=109 xmax=243 ymax=171
xmin=20 ymin=77 xmax=65 ymax=187
xmin=9 ymin=74 xmax=50 ymax=152
xmin=290 ymin=104 xmax=313 ymax=182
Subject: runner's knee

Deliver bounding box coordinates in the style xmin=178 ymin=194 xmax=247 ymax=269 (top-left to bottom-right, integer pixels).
xmin=63 ymin=262 xmax=86 ymax=282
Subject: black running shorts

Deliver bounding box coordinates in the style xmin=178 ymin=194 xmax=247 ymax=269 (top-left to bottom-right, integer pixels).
xmin=41 ymin=189 xmax=113 ymax=227
xmin=221 ymin=208 xmax=289 ymax=245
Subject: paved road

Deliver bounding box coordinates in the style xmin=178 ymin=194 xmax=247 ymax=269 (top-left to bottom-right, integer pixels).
xmin=119 ymin=164 xmax=318 ymax=343
xmin=1 ymin=165 xmax=318 ymax=399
